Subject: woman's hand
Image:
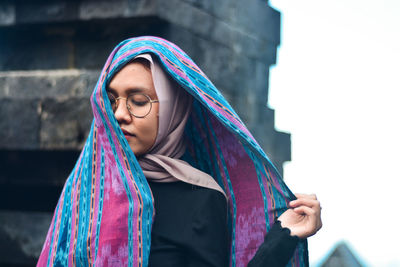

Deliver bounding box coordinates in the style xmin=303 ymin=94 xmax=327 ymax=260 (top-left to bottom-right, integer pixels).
xmin=278 ymin=193 xmax=322 ymax=239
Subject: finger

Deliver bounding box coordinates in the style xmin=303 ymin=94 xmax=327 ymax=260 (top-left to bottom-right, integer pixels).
xmin=293 ymin=205 xmax=313 ymax=215
xmin=291 ymin=198 xmax=320 ymax=207
xmin=292 ymin=207 xmax=322 ymax=237
xmin=295 ymin=206 xmax=323 ymax=230
xmin=294 ymin=193 xmax=317 ymax=200
xmin=290 ymin=198 xmax=320 ymax=209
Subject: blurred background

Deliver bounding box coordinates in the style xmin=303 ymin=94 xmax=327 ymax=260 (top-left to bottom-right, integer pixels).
xmin=269 ymin=0 xmax=400 ymax=266
xmin=0 ymin=0 xmax=398 ymax=266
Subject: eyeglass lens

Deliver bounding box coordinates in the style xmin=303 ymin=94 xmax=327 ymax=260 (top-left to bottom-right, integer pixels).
xmin=107 ymin=93 xmax=153 ymax=118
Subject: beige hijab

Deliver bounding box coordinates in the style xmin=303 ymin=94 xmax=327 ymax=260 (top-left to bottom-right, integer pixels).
xmin=135 ymin=54 xmax=225 ymax=197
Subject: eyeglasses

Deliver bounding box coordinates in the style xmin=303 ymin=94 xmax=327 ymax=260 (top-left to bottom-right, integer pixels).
xmin=107 ymin=92 xmax=159 ymax=118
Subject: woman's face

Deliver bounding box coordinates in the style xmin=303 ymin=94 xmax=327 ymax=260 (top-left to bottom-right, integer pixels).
xmin=107 ymin=61 xmax=159 ymax=156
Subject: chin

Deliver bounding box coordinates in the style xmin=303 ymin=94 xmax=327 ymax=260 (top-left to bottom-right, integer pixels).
xmin=129 ymin=145 xmax=140 ymax=156
xmin=132 ymin=147 xmax=146 ymax=157
xmin=132 ymin=149 xmax=142 ymax=157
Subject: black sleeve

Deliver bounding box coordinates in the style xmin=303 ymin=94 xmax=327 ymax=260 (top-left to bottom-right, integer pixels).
xmin=187 ymin=190 xmax=229 ymax=267
xmin=247 ymin=220 xmax=299 ymax=267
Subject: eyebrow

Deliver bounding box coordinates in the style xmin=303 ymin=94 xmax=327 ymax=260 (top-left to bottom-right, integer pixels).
xmin=106 ymin=87 xmax=148 ymax=94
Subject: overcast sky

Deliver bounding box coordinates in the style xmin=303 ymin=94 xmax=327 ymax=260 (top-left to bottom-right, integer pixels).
xmin=268 ymin=0 xmax=400 ymax=266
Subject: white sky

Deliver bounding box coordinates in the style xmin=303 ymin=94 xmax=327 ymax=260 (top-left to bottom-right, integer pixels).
xmin=268 ymin=0 xmax=400 ymax=266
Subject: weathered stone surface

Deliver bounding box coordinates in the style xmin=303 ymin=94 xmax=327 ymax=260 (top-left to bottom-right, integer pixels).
xmin=234 ymin=35 xmax=277 ymax=63
xmin=158 ymin=0 xmax=214 ymax=38
xmin=1 ymin=38 xmax=73 ymax=71
xmin=79 ymin=0 xmax=156 ymax=20
xmin=16 ymin=1 xmax=79 ymax=24
xmin=0 ymin=150 xmax=79 ymax=187
xmin=0 ymin=70 xmax=99 ymax=149
xmin=271 ymin=131 xmax=292 ymax=175
xmin=0 ymin=98 xmax=40 ymax=149
xmin=252 ymin=107 xmax=276 ymax=146
xmin=74 ymin=39 xmax=119 ymax=69
xmin=208 ymin=19 xmax=236 ymax=47
xmin=157 ymin=0 xmax=279 ymax=61
xmin=0 ymin=17 xmax=166 ymax=71
xmin=2 ymin=0 xmax=280 ymax=46
xmin=0 ymin=211 xmax=52 ymax=265
xmin=254 ymin=61 xmax=270 ymax=106
xmin=0 ymin=76 xmax=7 ymax=97
xmin=182 ymin=0 xmax=234 ymax=22
xmin=234 ymin=2 xmax=280 ymax=44
xmin=0 ymin=1 xmax=15 ymax=26
xmin=0 ymin=70 xmax=99 ymax=98
xmin=40 ymin=97 xmax=92 ymax=149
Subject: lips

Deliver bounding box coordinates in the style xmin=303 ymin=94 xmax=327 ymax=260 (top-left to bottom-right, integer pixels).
xmin=121 ymin=128 xmax=135 ymax=138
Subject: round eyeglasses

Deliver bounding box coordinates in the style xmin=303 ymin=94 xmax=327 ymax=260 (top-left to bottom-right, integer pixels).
xmin=107 ymin=92 xmax=159 ymax=118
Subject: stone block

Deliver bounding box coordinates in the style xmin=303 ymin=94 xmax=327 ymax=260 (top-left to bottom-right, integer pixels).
xmin=210 ymin=0 xmax=235 ymax=22
xmin=80 ymin=0 xmax=129 ymax=20
xmin=0 ymin=98 xmax=40 ymax=149
xmin=0 ymin=38 xmax=73 ymax=71
xmin=0 ymin=150 xmax=79 ymax=187
xmin=0 ymin=1 xmax=15 ymax=26
xmin=182 ymin=0 xmax=234 ymax=23
xmin=3 ymin=70 xmax=79 ymax=99
xmin=0 ymin=70 xmax=98 ymax=99
xmin=254 ymin=60 xmax=270 ymax=105
xmin=75 ymin=39 xmax=119 ymax=69
xmin=0 ymin=70 xmax=101 ymax=150
xmin=233 ymin=35 xmax=277 ymax=64
xmin=79 ymin=0 xmax=156 ymax=20
xmin=16 ymin=1 xmax=79 ymax=24
xmin=234 ymin=2 xmax=281 ymax=45
xmin=209 ymin=19 xmax=236 ymax=47
xmin=251 ymin=107 xmax=276 ymax=153
xmin=0 ymin=211 xmax=52 ymax=265
xmin=182 ymin=0 xmax=213 ymax=13
xmin=0 ymin=75 xmax=7 ymax=97
xmin=81 ymin=70 xmax=101 ymax=96
xmin=231 ymin=58 xmax=257 ymax=126
xmin=40 ymin=97 xmax=93 ymax=149
xmin=157 ymin=0 xmax=214 ymax=38
xmin=273 ymin=130 xmax=291 ymax=163
xmin=158 ymin=0 xmax=278 ymax=62
xmin=199 ymin=43 xmax=236 ymax=93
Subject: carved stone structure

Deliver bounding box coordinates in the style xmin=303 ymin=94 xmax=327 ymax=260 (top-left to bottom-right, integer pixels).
xmin=0 ymin=1 xmax=290 ymax=265
xmin=321 ymin=242 xmax=364 ymax=267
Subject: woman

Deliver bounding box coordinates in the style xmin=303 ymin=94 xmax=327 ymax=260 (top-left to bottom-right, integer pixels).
xmin=38 ymin=36 xmax=321 ymax=267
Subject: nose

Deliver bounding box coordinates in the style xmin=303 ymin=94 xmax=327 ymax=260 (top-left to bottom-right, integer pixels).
xmin=114 ymin=100 xmax=132 ymax=124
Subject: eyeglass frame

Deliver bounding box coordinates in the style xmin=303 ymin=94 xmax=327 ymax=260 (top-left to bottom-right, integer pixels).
xmin=107 ymin=92 xmax=159 ymax=118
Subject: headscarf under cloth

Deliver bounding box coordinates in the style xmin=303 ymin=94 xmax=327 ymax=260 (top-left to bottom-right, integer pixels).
xmin=38 ymin=36 xmax=308 ymax=267
xmin=135 ymin=54 xmax=225 ymax=196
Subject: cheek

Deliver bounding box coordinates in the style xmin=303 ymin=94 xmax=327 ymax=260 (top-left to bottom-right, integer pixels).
xmin=140 ymin=111 xmax=158 ymax=146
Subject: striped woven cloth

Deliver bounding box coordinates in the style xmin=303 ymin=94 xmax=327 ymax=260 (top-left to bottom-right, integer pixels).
xmin=37 ymin=36 xmax=308 ymax=267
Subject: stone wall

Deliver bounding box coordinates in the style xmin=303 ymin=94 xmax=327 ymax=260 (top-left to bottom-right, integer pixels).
xmin=0 ymin=0 xmax=290 ymax=265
